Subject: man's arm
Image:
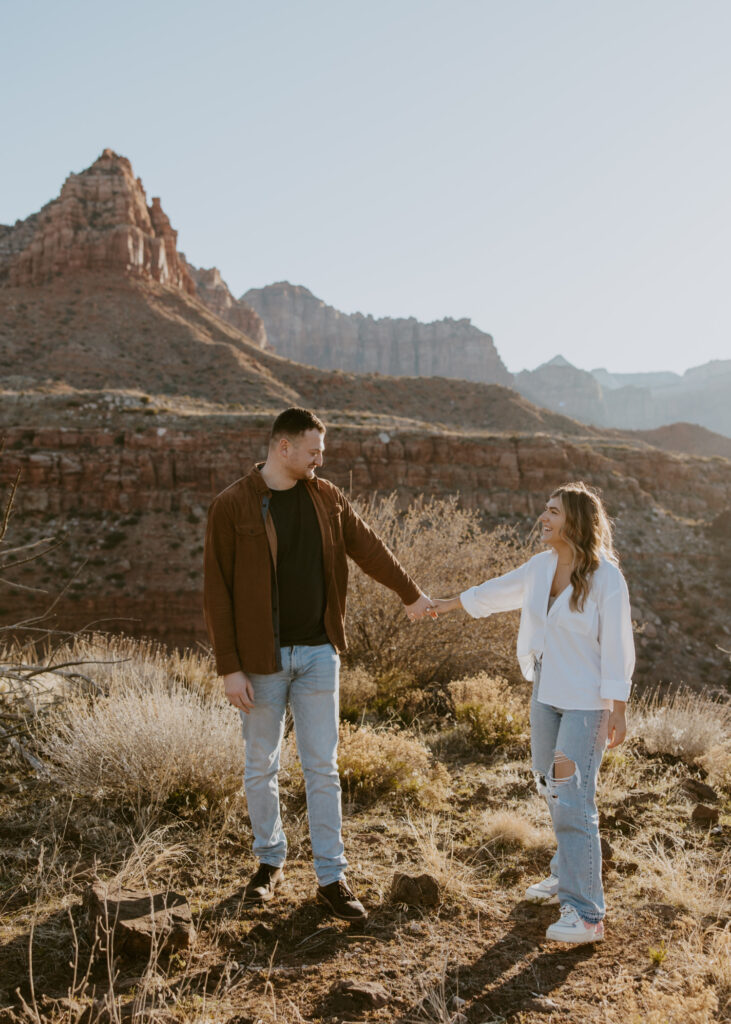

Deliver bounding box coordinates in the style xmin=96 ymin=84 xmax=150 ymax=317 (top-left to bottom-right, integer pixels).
xmin=339 ymin=493 xmax=433 ymax=616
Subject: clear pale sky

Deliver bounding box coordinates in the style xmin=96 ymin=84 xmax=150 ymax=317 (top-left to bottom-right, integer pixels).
xmin=2 ymin=0 xmax=729 ymax=374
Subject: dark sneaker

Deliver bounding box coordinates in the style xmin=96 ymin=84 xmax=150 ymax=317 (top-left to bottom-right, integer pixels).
xmin=316 ymin=877 xmax=368 ymax=922
xmin=244 ymin=862 xmax=284 ymax=903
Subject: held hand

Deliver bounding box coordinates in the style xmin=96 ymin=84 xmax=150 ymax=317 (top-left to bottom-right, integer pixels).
xmin=607 ymin=707 xmax=627 ymax=748
xmin=430 ymin=596 xmax=463 ymax=616
xmin=405 ymin=592 xmax=437 ymax=621
xmin=224 ymin=671 xmax=255 ymax=714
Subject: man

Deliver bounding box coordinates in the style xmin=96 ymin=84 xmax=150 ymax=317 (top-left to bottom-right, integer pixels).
xmin=203 ymin=407 xmax=433 ymax=922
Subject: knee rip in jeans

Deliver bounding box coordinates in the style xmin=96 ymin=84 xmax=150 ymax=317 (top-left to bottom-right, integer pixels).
xmin=539 ymin=752 xmax=581 ymax=808
xmin=550 ymin=750 xmax=579 ymax=788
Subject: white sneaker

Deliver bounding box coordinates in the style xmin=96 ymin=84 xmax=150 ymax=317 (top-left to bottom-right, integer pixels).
xmin=546 ymin=904 xmax=604 ymax=944
xmin=524 ymin=874 xmax=559 ymax=904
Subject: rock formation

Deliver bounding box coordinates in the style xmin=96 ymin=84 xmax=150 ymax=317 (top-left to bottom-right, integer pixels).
xmin=185 ymin=264 xmax=267 ymax=348
xmin=516 ymin=356 xmax=731 ymax=438
xmin=0 ymin=149 xmax=196 ymax=294
xmin=514 ymin=356 xmax=609 ymax=425
xmin=1 ymin=407 xmax=729 ymax=691
xmin=242 ymin=282 xmax=512 ymax=385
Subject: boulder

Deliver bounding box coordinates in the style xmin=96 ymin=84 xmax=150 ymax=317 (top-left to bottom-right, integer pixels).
xmin=85 ymin=881 xmax=195 ymax=956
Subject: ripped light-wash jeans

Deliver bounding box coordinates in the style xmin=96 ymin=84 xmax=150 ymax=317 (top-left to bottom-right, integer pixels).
xmin=240 ymin=643 xmax=348 ymax=887
xmin=530 ymin=662 xmax=609 ymax=924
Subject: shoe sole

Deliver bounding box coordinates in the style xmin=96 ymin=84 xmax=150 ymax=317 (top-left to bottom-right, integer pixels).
xmin=545 ymin=929 xmax=604 ymax=944
xmin=316 ymin=891 xmax=368 ymax=922
xmin=243 ymin=890 xmax=276 ymax=904
xmin=524 ymin=892 xmax=559 ymax=905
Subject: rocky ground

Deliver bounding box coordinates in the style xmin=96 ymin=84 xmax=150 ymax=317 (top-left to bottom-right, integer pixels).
xmin=0 ymin=635 xmax=729 ymax=1024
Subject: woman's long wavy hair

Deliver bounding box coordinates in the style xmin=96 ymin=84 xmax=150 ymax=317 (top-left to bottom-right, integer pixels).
xmin=548 ymin=482 xmax=617 ymax=612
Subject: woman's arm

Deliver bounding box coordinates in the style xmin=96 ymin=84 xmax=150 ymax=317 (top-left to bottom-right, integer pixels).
xmin=459 ymin=560 xmax=530 ymax=618
xmin=431 ymin=595 xmax=464 ymax=615
xmin=607 ymin=699 xmax=627 ymax=748
xmin=598 ymin=572 xmax=635 ymax=704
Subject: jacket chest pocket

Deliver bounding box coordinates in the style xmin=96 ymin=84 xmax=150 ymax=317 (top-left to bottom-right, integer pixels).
xmin=557 ymin=598 xmax=597 ymax=637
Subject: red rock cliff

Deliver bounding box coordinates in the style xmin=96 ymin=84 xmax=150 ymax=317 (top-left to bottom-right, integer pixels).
xmin=0 ymin=149 xmax=196 ymax=294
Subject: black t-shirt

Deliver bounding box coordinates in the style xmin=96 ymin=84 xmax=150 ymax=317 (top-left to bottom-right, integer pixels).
xmin=268 ymin=481 xmax=329 ymax=647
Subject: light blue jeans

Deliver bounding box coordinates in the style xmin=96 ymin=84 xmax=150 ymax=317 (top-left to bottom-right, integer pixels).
xmin=530 ymin=663 xmax=609 ymax=924
xmin=240 ymin=643 xmax=347 ymax=887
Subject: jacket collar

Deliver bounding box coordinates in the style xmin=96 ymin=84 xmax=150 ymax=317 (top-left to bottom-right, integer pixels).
xmin=250 ymin=462 xmax=322 ymax=494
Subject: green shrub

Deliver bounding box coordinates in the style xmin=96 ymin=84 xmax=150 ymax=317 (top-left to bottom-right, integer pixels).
xmin=448 ymin=672 xmax=528 ymax=751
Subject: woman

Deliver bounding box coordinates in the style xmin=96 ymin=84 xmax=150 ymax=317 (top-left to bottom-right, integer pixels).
xmin=432 ymin=481 xmax=634 ymax=944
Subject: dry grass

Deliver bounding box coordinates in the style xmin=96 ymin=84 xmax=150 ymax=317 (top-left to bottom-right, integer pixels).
xmin=39 ymin=662 xmax=243 ymax=820
xmin=448 ymin=673 xmax=529 ymax=752
xmin=345 ymin=493 xmax=529 ymax=684
xmin=629 ymin=836 xmax=731 ymax=920
xmin=406 ymin=814 xmax=488 ymax=910
xmin=698 ymin=741 xmax=731 ymax=794
xmin=677 ymin=924 xmax=731 ymax=1019
xmin=631 ymin=684 xmax=731 ymax=764
xmin=604 ymin=980 xmax=720 ymax=1024
xmin=479 ymin=810 xmax=552 ymax=851
xmin=4 ymin=631 xmax=731 ymax=1023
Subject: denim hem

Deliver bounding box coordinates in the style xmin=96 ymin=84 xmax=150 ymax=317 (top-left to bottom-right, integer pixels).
xmin=316 ymin=870 xmax=348 ymax=887
xmin=560 ymin=898 xmax=604 ymax=925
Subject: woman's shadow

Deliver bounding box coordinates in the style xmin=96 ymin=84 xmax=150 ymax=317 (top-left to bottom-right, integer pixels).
xmin=388 ymin=901 xmax=599 ymax=1023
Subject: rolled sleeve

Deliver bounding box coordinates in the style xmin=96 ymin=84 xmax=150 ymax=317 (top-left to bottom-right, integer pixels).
xmin=460 ymin=562 xmax=528 ymax=619
xmin=599 ymin=577 xmax=635 ymax=702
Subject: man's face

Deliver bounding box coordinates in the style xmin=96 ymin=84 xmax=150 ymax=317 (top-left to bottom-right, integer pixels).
xmin=282 ymin=428 xmax=325 ymax=480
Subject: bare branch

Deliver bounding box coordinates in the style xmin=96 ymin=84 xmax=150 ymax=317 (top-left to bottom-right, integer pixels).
xmin=0 ymin=468 xmax=21 ymax=545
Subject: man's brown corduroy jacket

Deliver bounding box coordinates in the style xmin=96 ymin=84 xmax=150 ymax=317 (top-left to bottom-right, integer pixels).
xmin=203 ymin=464 xmax=422 ymax=675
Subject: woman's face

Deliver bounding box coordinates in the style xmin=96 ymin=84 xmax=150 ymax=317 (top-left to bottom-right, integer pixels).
xmin=539 ymin=494 xmax=566 ymax=548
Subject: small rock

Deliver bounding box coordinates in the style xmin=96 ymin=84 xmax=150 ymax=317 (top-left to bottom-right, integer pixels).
xmin=643 ymin=621 xmax=658 ymax=639
xmin=692 ymin=804 xmax=720 ymax=826
xmin=616 ymin=860 xmax=639 ymax=876
xmin=390 ymin=872 xmax=440 ymax=907
xmin=681 ymin=778 xmax=719 ymax=803
xmin=248 ymin=922 xmax=276 ymax=943
xmin=85 ymin=882 xmax=194 ymax=956
xmin=330 ymin=978 xmax=389 ymax=1010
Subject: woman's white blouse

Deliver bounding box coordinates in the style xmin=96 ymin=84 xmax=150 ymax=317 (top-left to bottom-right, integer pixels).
xmin=460 ymin=550 xmax=634 ymax=710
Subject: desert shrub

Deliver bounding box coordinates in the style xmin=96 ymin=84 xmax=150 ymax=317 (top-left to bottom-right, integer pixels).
xmin=698 ymin=742 xmax=731 ymax=795
xmin=632 ymin=685 xmax=731 ymax=764
xmin=39 ymin=667 xmax=243 ymax=819
xmin=480 ymin=810 xmax=552 ymax=851
xmin=345 ymin=493 xmax=529 ymax=685
xmin=448 ymin=672 xmax=529 ymax=752
xmin=339 ymin=664 xmax=433 ymax=723
xmin=281 ymin=722 xmax=449 ymax=808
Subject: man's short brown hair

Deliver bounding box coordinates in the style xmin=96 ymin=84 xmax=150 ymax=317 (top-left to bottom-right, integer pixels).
xmin=270 ymin=407 xmax=326 ymax=442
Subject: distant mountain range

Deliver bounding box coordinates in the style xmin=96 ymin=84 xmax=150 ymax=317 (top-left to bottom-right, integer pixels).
xmin=1 ymin=148 xmax=728 ymax=440
xmin=514 ymin=355 xmax=731 ymax=438
xmin=237 ymin=290 xmax=729 ymax=437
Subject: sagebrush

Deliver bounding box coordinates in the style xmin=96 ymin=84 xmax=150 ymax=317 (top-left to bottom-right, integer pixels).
xmin=345 ymin=493 xmax=529 ymax=684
